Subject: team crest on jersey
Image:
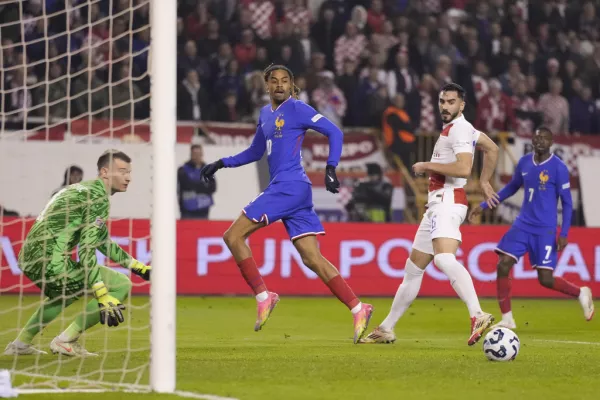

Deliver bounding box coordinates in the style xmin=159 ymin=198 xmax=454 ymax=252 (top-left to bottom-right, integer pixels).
xmin=274 ymin=114 xmax=284 ymax=138
xmin=94 ymin=217 xmax=105 ymax=228
xmin=539 ymin=170 xmax=550 ymax=190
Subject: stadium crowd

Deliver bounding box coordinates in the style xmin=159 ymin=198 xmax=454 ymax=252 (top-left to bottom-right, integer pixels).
xmin=2 ymin=0 xmax=600 ymax=136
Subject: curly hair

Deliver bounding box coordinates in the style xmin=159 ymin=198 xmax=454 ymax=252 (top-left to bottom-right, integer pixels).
xmin=263 ymin=64 xmax=300 ymax=99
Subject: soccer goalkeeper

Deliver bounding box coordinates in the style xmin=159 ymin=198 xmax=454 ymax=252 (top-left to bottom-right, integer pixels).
xmin=4 ymin=150 xmax=151 ymax=357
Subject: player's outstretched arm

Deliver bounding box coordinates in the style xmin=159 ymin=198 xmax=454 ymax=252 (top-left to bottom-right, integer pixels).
xmin=479 ymin=157 xmax=525 ymax=211
xmin=296 ymin=101 xmax=343 ymax=193
xmin=200 ymin=124 xmax=267 ymax=182
xmin=477 ymin=131 xmax=500 ymax=208
xmin=96 ymin=226 xmax=151 ymax=280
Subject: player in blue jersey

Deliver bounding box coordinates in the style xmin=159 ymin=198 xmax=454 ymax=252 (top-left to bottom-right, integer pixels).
xmin=199 ymin=64 xmax=374 ymax=343
xmin=469 ymin=127 xmax=594 ymax=328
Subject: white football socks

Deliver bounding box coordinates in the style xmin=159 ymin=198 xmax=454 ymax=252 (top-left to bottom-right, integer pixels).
xmin=379 ymin=259 xmax=425 ymax=331
xmin=255 ymin=291 xmax=269 ymax=302
xmin=434 ymin=253 xmax=483 ymax=318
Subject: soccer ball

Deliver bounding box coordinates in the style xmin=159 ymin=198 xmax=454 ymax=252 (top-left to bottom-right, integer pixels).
xmin=482 ymin=327 xmax=520 ymax=361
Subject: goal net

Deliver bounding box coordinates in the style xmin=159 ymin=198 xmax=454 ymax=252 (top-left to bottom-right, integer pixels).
xmin=0 ymin=0 xmax=176 ymax=395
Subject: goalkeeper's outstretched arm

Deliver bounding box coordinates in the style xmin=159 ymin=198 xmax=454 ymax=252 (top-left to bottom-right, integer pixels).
xmin=96 ymin=226 xmax=151 ymax=280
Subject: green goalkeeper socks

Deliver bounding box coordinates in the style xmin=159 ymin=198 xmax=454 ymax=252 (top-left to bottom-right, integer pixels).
xmin=16 ymin=297 xmax=74 ymax=344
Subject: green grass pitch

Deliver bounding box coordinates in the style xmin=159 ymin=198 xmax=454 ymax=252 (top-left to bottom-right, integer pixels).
xmin=0 ymin=295 xmax=599 ymax=399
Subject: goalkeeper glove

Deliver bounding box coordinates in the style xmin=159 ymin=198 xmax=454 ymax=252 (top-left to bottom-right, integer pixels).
xmin=325 ymin=165 xmax=340 ymax=194
xmin=129 ymin=259 xmax=151 ymax=280
xmin=200 ymin=159 xmax=224 ymax=183
xmin=92 ymin=282 xmax=125 ymax=327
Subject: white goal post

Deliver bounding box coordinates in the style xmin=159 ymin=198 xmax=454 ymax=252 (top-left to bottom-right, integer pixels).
xmin=0 ymin=0 xmax=179 ymax=396
xmin=149 ymin=0 xmax=176 ymax=394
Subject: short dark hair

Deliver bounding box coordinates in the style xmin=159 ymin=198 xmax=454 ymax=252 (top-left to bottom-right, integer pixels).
xmin=191 ymin=144 xmax=203 ymax=151
xmin=536 ymin=126 xmax=553 ymax=136
xmin=97 ymin=149 xmax=131 ymax=171
xmin=440 ymin=82 xmax=466 ymax=100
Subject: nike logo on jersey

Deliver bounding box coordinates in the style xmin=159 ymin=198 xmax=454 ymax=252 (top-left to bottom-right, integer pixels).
xmin=522 ymin=173 xmax=528 ymax=176
xmin=542 ymin=259 xmax=552 ymax=264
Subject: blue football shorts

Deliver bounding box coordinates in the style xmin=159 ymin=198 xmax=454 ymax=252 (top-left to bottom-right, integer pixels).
xmin=243 ymin=181 xmax=325 ymax=241
xmin=495 ymin=225 xmax=557 ymax=269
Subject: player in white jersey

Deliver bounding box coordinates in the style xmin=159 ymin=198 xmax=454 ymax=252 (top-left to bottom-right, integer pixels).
xmin=361 ymin=83 xmax=501 ymax=346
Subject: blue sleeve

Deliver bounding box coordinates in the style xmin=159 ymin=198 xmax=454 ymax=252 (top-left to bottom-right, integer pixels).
xmin=480 ymin=158 xmax=524 ymax=209
xmin=221 ymin=124 xmax=266 ymax=168
xmin=295 ymin=101 xmax=343 ymax=167
xmin=557 ymin=164 xmax=573 ymax=237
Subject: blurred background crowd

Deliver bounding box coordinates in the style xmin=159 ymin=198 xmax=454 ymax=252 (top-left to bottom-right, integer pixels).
xmin=1 ymin=0 xmax=600 ymax=135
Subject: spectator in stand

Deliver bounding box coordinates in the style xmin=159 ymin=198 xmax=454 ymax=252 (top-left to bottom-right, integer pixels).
xmin=215 ymin=91 xmax=240 ymax=122
xmin=245 ymin=71 xmax=270 ymax=122
xmin=297 ymin=23 xmax=317 ymax=67
xmin=178 ymin=40 xmax=211 ymax=86
xmin=185 ymin=0 xmax=209 ymax=41
xmin=499 ymin=59 xmax=523 ymax=97
xmin=311 ymin=70 xmax=346 ymax=127
xmin=283 ymin=0 xmax=312 ymax=29
xmin=429 ymin=28 xmax=461 ymax=69
xmin=305 ymin=52 xmax=327 ymax=94
xmin=245 ymin=0 xmax=276 ymax=41
xmin=178 ymin=144 xmax=216 ymax=220
xmin=251 ymin=47 xmax=270 ymax=72
xmin=336 ymin=58 xmax=360 ymax=127
xmin=295 ymin=75 xmax=310 ymax=104
xmin=311 ymin=5 xmax=343 ymax=71
xmin=111 ymin=63 xmax=144 ymax=120
xmin=178 ymin=69 xmax=211 ymax=121
xmin=214 ymin=59 xmax=245 ymax=102
xmin=417 ymin=74 xmax=442 ymax=134
xmin=334 ymin=21 xmax=367 ymax=75
xmin=371 ymin=20 xmax=398 ymax=64
xmin=234 ymin=29 xmax=257 ymax=71
xmin=512 ymin=78 xmax=539 ymax=137
xmin=475 ymin=78 xmax=516 ymax=134
xmin=356 ymin=67 xmax=382 ymax=126
xmin=538 ymin=77 xmax=570 ymax=134
xmin=382 ymin=93 xmax=415 ymax=168
xmin=366 ymin=0 xmax=385 ymax=34
xmin=471 ymin=60 xmax=490 ymax=103
xmin=570 ymin=84 xmax=597 ymax=135
xmin=52 ymin=165 xmax=84 ymax=197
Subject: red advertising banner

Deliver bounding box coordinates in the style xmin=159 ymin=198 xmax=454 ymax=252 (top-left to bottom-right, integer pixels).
xmin=2 ymin=217 xmax=599 ymax=297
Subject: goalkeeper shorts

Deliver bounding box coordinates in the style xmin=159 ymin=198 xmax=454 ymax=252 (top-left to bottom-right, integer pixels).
xmin=20 ymin=258 xmax=106 ymax=300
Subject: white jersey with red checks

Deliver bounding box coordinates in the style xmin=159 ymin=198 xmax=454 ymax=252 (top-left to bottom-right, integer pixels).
xmin=428 ymin=114 xmax=480 ymax=207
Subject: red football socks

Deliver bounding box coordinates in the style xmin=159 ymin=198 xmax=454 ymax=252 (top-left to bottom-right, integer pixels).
xmin=497 ymin=276 xmax=512 ymax=314
xmin=326 ymin=275 xmax=360 ymax=310
xmin=551 ymin=277 xmax=581 ymax=297
xmin=238 ymin=257 xmax=267 ymax=295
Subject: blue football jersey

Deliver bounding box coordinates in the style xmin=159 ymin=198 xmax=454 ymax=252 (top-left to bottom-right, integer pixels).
xmin=222 ymin=97 xmax=343 ymax=185
xmin=500 ymin=153 xmax=572 ymax=236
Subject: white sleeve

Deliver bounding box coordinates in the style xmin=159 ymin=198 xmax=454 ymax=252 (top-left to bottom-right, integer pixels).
xmin=450 ymin=124 xmax=479 ymax=154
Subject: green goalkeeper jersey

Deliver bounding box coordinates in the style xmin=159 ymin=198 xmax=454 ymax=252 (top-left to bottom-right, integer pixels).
xmin=19 ymin=178 xmax=132 ymax=289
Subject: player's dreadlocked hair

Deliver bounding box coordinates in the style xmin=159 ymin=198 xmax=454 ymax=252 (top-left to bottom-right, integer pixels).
xmin=263 ymin=64 xmax=300 ymax=99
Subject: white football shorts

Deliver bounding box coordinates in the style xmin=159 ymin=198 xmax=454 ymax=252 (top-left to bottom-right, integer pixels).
xmin=411 ymin=202 xmax=468 ymax=255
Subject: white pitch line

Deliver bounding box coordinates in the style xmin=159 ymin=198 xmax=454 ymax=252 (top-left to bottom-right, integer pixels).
xmin=534 ymin=339 xmax=600 ymax=346
xmin=15 ymin=388 xmax=239 ymax=400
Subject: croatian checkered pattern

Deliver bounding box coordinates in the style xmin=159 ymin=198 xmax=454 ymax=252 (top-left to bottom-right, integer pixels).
xmin=419 ymin=90 xmax=436 ymax=133
xmin=248 ymin=0 xmax=275 ymax=40
xmin=334 ymin=34 xmax=367 ymax=75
